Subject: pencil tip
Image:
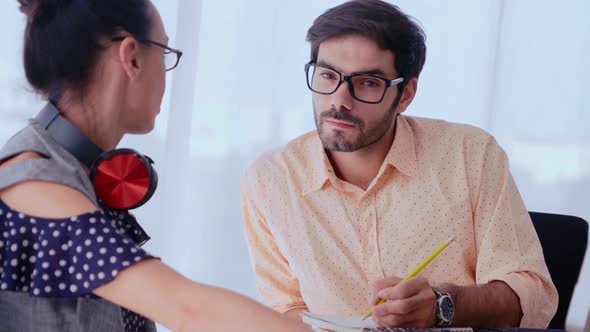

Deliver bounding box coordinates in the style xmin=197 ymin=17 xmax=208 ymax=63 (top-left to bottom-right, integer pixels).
xmin=447 ymin=236 xmax=456 ymax=245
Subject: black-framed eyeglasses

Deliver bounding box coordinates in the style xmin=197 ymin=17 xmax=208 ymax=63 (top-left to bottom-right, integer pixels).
xmin=112 ymin=36 xmax=183 ymax=71
xmin=305 ymin=62 xmax=404 ymax=104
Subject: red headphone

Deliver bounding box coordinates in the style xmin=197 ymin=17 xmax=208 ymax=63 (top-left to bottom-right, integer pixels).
xmin=36 ymin=102 xmax=158 ymax=210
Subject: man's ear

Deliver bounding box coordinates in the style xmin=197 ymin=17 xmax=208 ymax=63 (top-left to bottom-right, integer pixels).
xmin=395 ymin=77 xmax=418 ymax=114
xmin=118 ymin=38 xmax=142 ymax=81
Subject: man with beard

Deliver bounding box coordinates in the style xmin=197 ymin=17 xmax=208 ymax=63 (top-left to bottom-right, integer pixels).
xmin=241 ymin=0 xmax=557 ymax=329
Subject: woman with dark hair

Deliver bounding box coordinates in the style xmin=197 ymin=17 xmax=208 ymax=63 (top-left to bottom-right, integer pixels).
xmin=0 ymin=1 xmax=309 ymax=331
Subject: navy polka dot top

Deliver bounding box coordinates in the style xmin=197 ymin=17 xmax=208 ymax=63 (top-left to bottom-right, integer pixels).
xmin=0 ymin=199 xmax=155 ymax=332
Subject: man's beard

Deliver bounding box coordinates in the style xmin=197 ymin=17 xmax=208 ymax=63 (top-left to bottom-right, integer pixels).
xmin=314 ymin=97 xmax=400 ymax=152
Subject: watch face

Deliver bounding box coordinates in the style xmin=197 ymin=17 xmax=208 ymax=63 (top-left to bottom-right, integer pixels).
xmin=440 ymin=296 xmax=455 ymax=320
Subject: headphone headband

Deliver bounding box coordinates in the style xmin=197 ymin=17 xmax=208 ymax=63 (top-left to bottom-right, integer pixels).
xmin=34 ymin=102 xmax=158 ymax=210
xmin=35 ymin=102 xmax=103 ymax=168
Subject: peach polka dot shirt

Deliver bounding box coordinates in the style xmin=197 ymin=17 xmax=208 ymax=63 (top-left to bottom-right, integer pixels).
xmin=241 ymin=115 xmax=557 ymax=328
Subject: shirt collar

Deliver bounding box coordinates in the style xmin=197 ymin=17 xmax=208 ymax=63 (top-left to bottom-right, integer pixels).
xmin=301 ymin=134 xmax=334 ymax=196
xmin=301 ymin=114 xmax=418 ymax=196
xmin=382 ymin=114 xmax=418 ymax=178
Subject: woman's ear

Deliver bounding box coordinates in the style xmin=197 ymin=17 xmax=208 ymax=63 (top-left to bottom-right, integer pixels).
xmin=118 ymin=38 xmax=143 ymax=81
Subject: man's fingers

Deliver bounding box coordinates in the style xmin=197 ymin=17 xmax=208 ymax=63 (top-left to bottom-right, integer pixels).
xmin=370 ymin=280 xmax=438 ymax=328
xmin=372 ymin=276 xmax=403 ymax=292
xmin=369 ymin=276 xmax=403 ymax=305
xmin=373 ymin=297 xmax=423 ymax=316
xmin=376 ymin=277 xmax=428 ymax=300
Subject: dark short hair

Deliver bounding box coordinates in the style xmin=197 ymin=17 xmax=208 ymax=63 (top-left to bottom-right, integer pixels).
xmin=17 ymin=0 xmax=153 ymax=100
xmin=306 ymin=0 xmax=426 ymax=88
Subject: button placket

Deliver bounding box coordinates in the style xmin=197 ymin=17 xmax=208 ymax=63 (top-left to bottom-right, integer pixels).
xmin=365 ymin=194 xmax=384 ymax=281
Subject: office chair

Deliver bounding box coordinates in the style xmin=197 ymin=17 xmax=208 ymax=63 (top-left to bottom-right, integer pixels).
xmin=529 ymin=212 xmax=589 ymax=329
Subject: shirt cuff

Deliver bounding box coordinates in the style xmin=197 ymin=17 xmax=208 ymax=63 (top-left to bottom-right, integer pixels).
xmin=270 ymin=302 xmax=308 ymax=314
xmin=490 ymin=272 xmax=557 ymax=328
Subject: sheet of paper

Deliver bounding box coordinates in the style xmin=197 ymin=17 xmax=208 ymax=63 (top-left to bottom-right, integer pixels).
xmin=302 ymin=312 xmax=475 ymax=332
xmin=302 ymin=311 xmax=377 ymax=331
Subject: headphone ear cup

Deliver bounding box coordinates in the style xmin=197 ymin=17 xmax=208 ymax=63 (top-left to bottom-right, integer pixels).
xmin=137 ymin=157 xmax=158 ymax=206
xmin=90 ymin=149 xmax=157 ymax=210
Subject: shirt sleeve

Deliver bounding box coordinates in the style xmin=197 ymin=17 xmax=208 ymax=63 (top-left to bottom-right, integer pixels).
xmin=0 ymin=207 xmax=155 ymax=298
xmin=472 ymin=137 xmax=558 ymax=328
xmin=241 ymin=168 xmax=307 ymax=313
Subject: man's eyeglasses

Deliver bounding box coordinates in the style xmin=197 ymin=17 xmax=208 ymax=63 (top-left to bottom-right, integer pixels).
xmin=112 ymin=36 xmax=183 ymax=71
xmin=305 ymin=62 xmax=404 ymax=104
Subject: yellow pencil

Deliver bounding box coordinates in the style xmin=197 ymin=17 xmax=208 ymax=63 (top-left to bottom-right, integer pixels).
xmin=362 ymin=236 xmax=455 ymax=320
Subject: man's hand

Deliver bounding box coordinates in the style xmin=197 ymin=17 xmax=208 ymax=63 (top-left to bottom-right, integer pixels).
xmin=369 ymin=276 xmax=437 ymax=328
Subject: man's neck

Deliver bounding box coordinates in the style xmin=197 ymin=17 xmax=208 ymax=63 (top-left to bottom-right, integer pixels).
xmin=327 ymin=125 xmax=396 ymax=191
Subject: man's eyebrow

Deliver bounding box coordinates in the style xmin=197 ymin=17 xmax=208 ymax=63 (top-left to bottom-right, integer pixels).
xmin=316 ymin=60 xmax=387 ymax=77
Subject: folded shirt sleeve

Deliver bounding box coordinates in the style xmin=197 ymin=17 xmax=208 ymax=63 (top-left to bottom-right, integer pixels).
xmin=472 ymin=138 xmax=558 ymax=328
xmin=241 ymin=172 xmax=307 ymax=313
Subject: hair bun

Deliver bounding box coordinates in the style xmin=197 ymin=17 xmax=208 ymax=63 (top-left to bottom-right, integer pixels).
xmin=17 ymin=0 xmax=72 ymax=20
xmin=17 ymin=0 xmax=32 ymax=15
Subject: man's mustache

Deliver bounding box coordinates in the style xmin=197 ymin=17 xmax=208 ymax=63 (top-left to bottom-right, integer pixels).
xmin=320 ymin=107 xmax=363 ymax=127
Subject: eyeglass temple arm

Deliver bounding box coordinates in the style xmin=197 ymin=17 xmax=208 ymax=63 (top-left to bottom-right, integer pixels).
xmin=389 ymin=77 xmax=404 ymax=86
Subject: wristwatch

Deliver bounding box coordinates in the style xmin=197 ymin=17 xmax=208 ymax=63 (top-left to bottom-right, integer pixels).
xmin=433 ymin=289 xmax=455 ymax=327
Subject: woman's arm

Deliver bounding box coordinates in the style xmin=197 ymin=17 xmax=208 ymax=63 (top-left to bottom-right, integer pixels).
xmin=0 ymin=154 xmax=310 ymax=332
xmin=94 ymin=258 xmax=310 ymax=332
